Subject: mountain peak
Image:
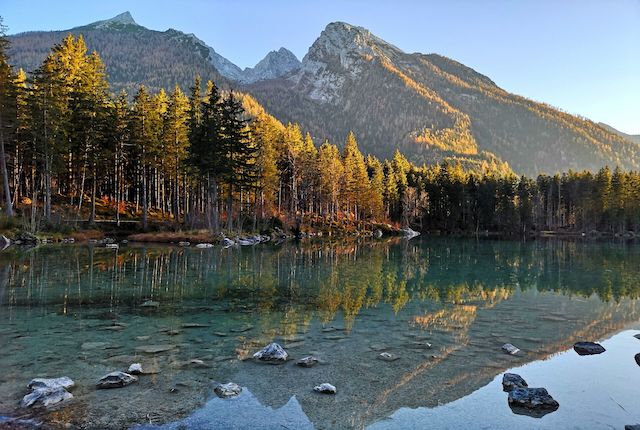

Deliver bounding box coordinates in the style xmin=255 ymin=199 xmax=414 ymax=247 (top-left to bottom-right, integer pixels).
xmin=108 ymin=12 xmax=137 ymax=25
xmin=302 ymin=21 xmax=403 ymax=71
xmin=86 ymin=11 xmax=140 ymax=29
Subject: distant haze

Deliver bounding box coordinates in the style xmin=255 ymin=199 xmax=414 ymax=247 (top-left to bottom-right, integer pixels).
xmin=3 ymin=0 xmax=639 ymax=134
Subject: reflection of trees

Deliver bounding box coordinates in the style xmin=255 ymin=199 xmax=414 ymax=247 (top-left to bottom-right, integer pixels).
xmin=2 ymin=238 xmax=640 ymax=328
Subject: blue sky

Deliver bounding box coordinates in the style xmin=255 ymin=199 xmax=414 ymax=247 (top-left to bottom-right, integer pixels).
xmin=3 ymin=0 xmax=639 ymax=134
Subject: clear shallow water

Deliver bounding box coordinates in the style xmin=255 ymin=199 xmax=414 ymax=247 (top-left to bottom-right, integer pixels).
xmin=1 ymin=237 xmax=640 ymax=429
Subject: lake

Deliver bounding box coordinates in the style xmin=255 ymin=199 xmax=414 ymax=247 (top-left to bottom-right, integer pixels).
xmin=1 ymin=237 xmax=640 ymax=429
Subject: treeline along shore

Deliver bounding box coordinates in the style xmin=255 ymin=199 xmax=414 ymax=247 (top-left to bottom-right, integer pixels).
xmin=0 ymin=25 xmax=639 ymax=243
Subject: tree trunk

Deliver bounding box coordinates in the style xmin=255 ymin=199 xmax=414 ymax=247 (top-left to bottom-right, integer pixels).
xmin=0 ymin=114 xmax=14 ymax=217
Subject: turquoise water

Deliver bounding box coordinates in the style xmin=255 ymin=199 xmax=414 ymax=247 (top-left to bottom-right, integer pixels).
xmin=1 ymin=237 xmax=640 ymax=429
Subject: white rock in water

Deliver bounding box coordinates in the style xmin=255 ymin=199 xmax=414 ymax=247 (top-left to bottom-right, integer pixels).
xmin=401 ymin=227 xmax=420 ymax=239
xmin=127 ymin=363 xmax=143 ymax=375
xmin=27 ymin=377 xmax=74 ymax=391
xmin=21 ymin=387 xmax=73 ymax=408
xmin=195 ymin=243 xmax=214 ymax=249
xmin=378 ymin=352 xmax=400 ymax=362
xmin=105 ymin=243 xmax=119 ymax=249
xmin=502 ymin=343 xmax=520 ymax=355
xmin=178 ymin=241 xmax=190 ymax=247
xmin=214 ymin=382 xmax=242 ymax=398
xmin=96 ymin=371 xmax=138 ymax=389
xmin=313 ymin=383 xmax=337 ymax=394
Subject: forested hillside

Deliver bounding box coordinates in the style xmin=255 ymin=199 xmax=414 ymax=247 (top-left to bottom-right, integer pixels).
xmin=7 ymin=12 xmax=228 ymax=95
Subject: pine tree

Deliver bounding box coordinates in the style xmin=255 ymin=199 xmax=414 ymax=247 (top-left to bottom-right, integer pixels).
xmin=341 ymin=132 xmax=370 ymax=220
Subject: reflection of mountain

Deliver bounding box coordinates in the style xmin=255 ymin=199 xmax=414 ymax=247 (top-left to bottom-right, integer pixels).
xmin=2 ymin=239 xmax=640 ymax=429
xmin=133 ymin=388 xmax=313 ymax=430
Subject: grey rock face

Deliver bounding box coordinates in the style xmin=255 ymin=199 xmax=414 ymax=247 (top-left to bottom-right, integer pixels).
xmin=502 ymin=373 xmax=528 ymax=392
xmin=214 ymin=382 xmax=242 ymax=398
xmin=253 ymin=343 xmax=288 ymax=363
xmin=573 ymin=341 xmax=605 ymax=355
xmin=508 ymin=387 xmax=559 ymax=411
xmin=96 ymin=371 xmax=138 ymax=389
xmin=313 ymin=383 xmax=337 ymax=394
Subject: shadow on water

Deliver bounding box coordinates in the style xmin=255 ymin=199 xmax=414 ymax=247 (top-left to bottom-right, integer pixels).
xmin=0 ymin=237 xmax=639 ymax=429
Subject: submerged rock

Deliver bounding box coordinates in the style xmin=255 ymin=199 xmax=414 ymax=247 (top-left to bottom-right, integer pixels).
xmin=27 ymin=377 xmax=74 ymax=391
xmin=21 ymin=377 xmax=74 ymax=408
xmin=96 ymin=371 xmax=138 ymax=389
xmin=128 ymin=363 xmax=143 ymax=375
xmin=502 ymin=373 xmax=528 ymax=392
xmin=221 ymin=238 xmax=235 ymax=247
xmin=253 ymin=343 xmax=288 ymax=363
xmin=0 ymin=235 xmax=10 ymax=249
xmin=374 ymin=229 xmax=383 ymax=238
xmin=313 ymin=383 xmax=337 ymax=394
xmin=401 ymin=227 xmax=420 ymax=239
xmin=502 ymin=343 xmax=520 ymax=355
xmin=135 ymin=344 xmax=176 ymax=354
xmin=625 ymin=425 xmax=640 ymax=430
xmin=21 ymin=387 xmax=73 ymax=408
xmin=634 ymin=333 xmax=640 ymax=340
xmin=573 ymin=341 xmax=606 ymax=355
xmin=214 ymin=382 xmax=242 ymax=398
xmin=195 ymin=243 xmax=214 ymax=249
xmin=378 ymin=352 xmax=400 ymax=362
xmin=296 ymin=356 xmax=319 ymax=368
xmin=508 ymin=387 xmax=559 ymax=412
xmin=635 ymin=353 xmax=640 ymax=367
xmin=140 ymin=300 xmax=160 ymax=308
xmin=178 ymin=241 xmax=190 ymax=247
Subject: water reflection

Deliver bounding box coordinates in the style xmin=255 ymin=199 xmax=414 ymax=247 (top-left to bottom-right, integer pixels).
xmin=0 ymin=238 xmax=639 ymax=429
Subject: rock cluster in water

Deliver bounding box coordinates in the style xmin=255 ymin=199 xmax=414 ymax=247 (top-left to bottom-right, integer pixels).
xmin=573 ymin=341 xmax=606 ymax=355
xmin=501 ymin=373 xmax=559 ymax=417
xmin=253 ymin=343 xmax=288 ymax=364
xmin=21 ymin=377 xmax=74 ymax=408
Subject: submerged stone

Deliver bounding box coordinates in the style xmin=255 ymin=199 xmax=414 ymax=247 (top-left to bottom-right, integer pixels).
xmin=502 ymin=373 xmax=528 ymax=392
xmin=140 ymin=300 xmax=160 ymax=308
xmin=635 ymin=353 xmax=640 ymax=367
xmin=21 ymin=386 xmax=73 ymax=408
xmin=135 ymin=344 xmax=176 ymax=354
xmin=27 ymin=377 xmax=74 ymax=391
xmin=96 ymin=371 xmax=138 ymax=389
xmin=195 ymin=243 xmax=214 ymax=249
xmin=214 ymin=382 xmax=242 ymax=398
xmin=296 ymin=356 xmax=319 ymax=368
xmin=502 ymin=343 xmax=520 ymax=355
xmin=573 ymin=341 xmax=605 ymax=355
xmin=128 ymin=363 xmax=143 ymax=375
xmin=313 ymin=383 xmax=337 ymax=394
xmin=253 ymin=343 xmax=288 ymax=363
xmin=378 ymin=352 xmax=400 ymax=362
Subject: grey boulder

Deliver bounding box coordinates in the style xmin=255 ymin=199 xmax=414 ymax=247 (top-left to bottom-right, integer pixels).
xmin=96 ymin=371 xmax=138 ymax=389
xmin=508 ymin=387 xmax=559 ymax=412
xmin=21 ymin=377 xmax=75 ymax=408
xmin=27 ymin=377 xmax=74 ymax=391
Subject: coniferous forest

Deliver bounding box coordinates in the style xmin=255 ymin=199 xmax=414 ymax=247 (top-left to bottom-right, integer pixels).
xmin=1 ymin=26 xmax=639 ymax=237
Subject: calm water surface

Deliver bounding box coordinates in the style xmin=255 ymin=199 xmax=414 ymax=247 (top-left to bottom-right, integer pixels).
xmin=1 ymin=237 xmax=640 ymax=429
